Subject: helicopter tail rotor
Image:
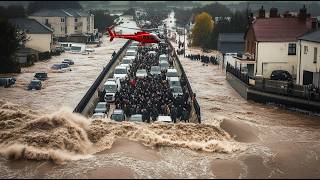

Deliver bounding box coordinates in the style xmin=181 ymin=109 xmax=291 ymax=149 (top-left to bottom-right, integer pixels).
xmin=106 ymin=25 xmax=116 ymax=42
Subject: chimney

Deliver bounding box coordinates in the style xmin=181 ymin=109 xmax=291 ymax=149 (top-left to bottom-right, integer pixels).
xmin=258 ymin=6 xmax=265 ymax=18
xmin=298 ymin=5 xmax=307 ymax=21
xmin=311 ymin=17 xmax=318 ymax=31
xmin=270 ymin=8 xmax=279 ymax=18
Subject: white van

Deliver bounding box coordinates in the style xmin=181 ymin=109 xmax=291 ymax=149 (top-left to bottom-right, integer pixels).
xmin=104 ymin=78 xmax=120 ymax=102
xmin=71 ymin=43 xmax=86 ymax=54
xmin=159 ymin=60 xmax=169 ymax=71
xmin=60 ymin=42 xmax=73 ymax=51
xmin=113 ymin=65 xmax=128 ymax=79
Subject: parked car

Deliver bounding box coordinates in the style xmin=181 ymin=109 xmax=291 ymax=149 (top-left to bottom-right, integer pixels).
xmin=171 ymin=86 xmax=183 ymax=97
xmin=169 ymin=77 xmax=181 ymax=88
xmin=159 ymin=60 xmax=169 ymax=71
xmin=111 ymin=109 xmax=126 ymax=122
xmin=92 ymin=112 xmax=106 ymax=119
xmin=136 ymin=69 xmax=147 ymax=78
xmin=34 ymin=72 xmax=48 ymax=81
xmin=28 ymin=80 xmax=42 ymax=90
xmin=62 ymin=59 xmax=74 ymax=65
xmin=130 ymin=114 xmax=143 ymax=122
xmin=94 ymin=102 xmax=110 ymax=114
xmin=270 ymin=70 xmax=293 ymax=81
xmin=0 ymin=78 xmax=16 ymax=88
xmin=150 ymin=66 xmax=161 ymax=76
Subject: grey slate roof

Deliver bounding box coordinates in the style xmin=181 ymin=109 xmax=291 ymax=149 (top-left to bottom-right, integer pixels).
xmin=30 ymin=9 xmax=90 ymax=17
xmin=9 ymin=18 xmax=53 ymax=34
xmin=298 ymin=30 xmax=320 ymax=43
xmin=218 ymin=33 xmax=245 ymax=43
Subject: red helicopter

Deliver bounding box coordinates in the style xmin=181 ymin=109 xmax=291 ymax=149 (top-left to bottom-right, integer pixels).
xmin=106 ymin=25 xmax=162 ymax=44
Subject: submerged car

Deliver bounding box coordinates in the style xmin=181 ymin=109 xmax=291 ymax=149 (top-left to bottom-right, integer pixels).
xmin=28 ymin=80 xmax=42 ymax=90
xmin=62 ymin=59 xmax=74 ymax=65
xmin=0 ymin=77 xmax=16 ymax=88
xmin=34 ymin=72 xmax=48 ymax=81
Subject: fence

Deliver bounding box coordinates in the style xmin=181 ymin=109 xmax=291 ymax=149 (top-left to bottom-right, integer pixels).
xmin=167 ymin=39 xmax=201 ymax=124
xmin=226 ymin=62 xmax=250 ymax=85
xmin=73 ymin=40 xmax=132 ymax=113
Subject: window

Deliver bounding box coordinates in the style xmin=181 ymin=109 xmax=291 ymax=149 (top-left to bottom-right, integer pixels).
xmin=75 ymin=26 xmax=78 ymax=31
xmin=314 ymin=47 xmax=318 ymax=63
xmin=304 ymin=46 xmax=308 ymax=54
xmin=61 ymin=18 xmax=64 ymax=22
xmin=61 ymin=26 xmax=63 ymax=32
xmin=45 ymin=19 xmax=49 ymax=24
xmin=75 ymin=18 xmax=78 ymax=23
xmin=288 ymin=43 xmax=296 ymax=55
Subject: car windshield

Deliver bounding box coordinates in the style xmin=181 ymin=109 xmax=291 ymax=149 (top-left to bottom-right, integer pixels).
xmin=151 ymin=67 xmax=160 ymax=72
xmin=115 ymin=68 xmax=127 ymax=74
xmin=122 ymin=59 xmax=131 ymax=64
xmin=96 ymin=103 xmax=106 ymax=109
xmin=173 ymin=87 xmax=183 ymax=93
xmin=105 ymin=85 xmax=117 ymax=93
xmin=112 ymin=114 xmax=124 ymax=121
xmin=126 ymin=51 xmax=136 ymax=56
xmin=131 ymin=115 xmax=142 ymax=121
xmin=167 ymin=71 xmax=177 ymax=77
xmin=170 ymin=80 xmax=181 ymax=87
xmin=61 ymin=63 xmax=69 ymax=68
xmin=137 ymin=70 xmax=146 ymax=74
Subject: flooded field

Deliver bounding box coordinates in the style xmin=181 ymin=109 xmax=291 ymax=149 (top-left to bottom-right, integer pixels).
xmin=0 ymin=14 xmax=320 ymax=179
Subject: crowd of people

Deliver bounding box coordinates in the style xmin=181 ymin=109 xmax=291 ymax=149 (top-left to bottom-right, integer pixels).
xmin=186 ymin=54 xmax=219 ymax=65
xmin=114 ymin=43 xmax=192 ymax=123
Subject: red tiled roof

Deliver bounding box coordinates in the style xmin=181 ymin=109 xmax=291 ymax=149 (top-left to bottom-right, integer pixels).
xmin=252 ymin=18 xmax=312 ymax=42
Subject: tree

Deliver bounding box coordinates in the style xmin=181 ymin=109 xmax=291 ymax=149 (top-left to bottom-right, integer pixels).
xmin=27 ymin=1 xmax=82 ymax=14
xmin=0 ymin=5 xmax=26 ymax=19
xmin=91 ymin=10 xmax=117 ymax=33
xmin=0 ymin=18 xmax=26 ymax=73
xmin=191 ymin=12 xmax=214 ymax=48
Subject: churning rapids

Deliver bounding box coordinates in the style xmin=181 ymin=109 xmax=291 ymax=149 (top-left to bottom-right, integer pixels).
xmin=0 ymin=100 xmax=243 ymax=164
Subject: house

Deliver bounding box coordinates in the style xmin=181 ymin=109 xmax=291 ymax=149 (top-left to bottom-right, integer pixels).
xmin=243 ymin=6 xmax=313 ymax=78
xmin=9 ymin=18 xmax=54 ymax=52
xmin=29 ymin=9 xmax=95 ymax=38
xmin=297 ymin=30 xmax=320 ymax=87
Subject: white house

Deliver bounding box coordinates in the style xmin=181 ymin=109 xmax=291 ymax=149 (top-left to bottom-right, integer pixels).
xmin=243 ymin=6 xmax=313 ymax=78
xmin=297 ymin=30 xmax=320 ymax=87
xmin=29 ymin=9 xmax=94 ymax=37
xmin=9 ymin=18 xmax=54 ymax=52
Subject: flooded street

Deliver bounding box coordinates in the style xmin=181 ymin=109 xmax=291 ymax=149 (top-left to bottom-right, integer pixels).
xmin=0 ymin=13 xmax=320 ymax=179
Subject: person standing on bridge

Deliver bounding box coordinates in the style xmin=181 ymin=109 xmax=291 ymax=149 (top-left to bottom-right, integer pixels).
xmin=112 ymin=51 xmax=116 ymax=58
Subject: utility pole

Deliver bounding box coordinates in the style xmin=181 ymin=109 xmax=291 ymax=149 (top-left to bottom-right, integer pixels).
xmin=184 ymin=26 xmax=186 ymax=57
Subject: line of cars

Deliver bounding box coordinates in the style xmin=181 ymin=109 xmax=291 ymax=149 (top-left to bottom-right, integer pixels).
xmin=92 ymin=41 xmax=183 ymax=123
xmin=91 ymin=42 xmax=140 ymax=120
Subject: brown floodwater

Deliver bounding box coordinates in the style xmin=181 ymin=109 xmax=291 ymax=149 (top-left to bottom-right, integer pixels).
xmin=0 ymin=15 xmax=320 ymax=179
